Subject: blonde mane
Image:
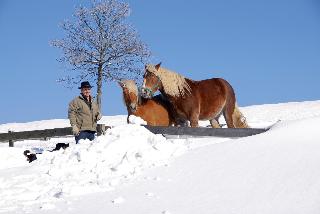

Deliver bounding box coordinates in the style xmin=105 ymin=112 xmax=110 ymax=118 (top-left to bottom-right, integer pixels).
xmin=146 ymin=64 xmax=191 ymax=97
xmin=121 ymin=80 xmax=138 ymax=96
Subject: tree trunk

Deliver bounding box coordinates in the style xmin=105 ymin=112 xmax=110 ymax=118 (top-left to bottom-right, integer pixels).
xmin=96 ymin=64 xmax=103 ymax=110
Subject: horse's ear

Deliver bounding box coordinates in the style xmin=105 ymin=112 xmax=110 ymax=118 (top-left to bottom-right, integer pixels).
xmin=118 ymin=81 xmax=124 ymax=88
xmin=155 ymin=62 xmax=162 ymax=70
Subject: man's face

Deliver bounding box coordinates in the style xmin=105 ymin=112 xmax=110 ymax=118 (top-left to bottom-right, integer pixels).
xmin=81 ymin=87 xmax=91 ymax=98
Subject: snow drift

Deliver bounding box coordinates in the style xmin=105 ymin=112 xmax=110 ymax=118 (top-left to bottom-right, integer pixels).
xmin=0 ymin=122 xmax=187 ymax=212
xmin=0 ymin=100 xmax=320 ymax=214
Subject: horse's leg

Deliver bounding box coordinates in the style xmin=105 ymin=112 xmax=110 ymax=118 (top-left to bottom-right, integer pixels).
xmin=223 ymin=106 xmax=235 ymax=128
xmin=210 ymin=118 xmax=221 ymax=128
xmin=189 ymin=110 xmax=200 ymax=127
xmin=190 ymin=117 xmax=199 ymax=127
xmin=175 ymin=118 xmax=189 ymax=127
xmin=127 ymin=115 xmax=130 ymax=124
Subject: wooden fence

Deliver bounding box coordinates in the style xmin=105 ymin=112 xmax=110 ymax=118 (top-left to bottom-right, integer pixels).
xmin=0 ymin=124 xmax=107 ymax=147
xmin=0 ymin=124 xmax=269 ymax=147
xmin=143 ymin=126 xmax=269 ymax=138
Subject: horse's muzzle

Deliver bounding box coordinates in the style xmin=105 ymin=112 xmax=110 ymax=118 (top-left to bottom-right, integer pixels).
xmin=130 ymin=103 xmax=137 ymax=112
xmin=141 ymin=87 xmax=152 ymax=99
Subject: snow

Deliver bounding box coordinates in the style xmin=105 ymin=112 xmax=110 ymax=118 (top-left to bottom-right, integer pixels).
xmin=1 ymin=100 xmax=320 ymax=214
xmin=128 ymin=114 xmax=147 ymax=125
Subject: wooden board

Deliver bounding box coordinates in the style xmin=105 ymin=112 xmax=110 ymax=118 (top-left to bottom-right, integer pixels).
xmin=0 ymin=124 xmax=106 ymax=143
xmin=0 ymin=124 xmax=269 ymax=147
xmin=143 ymin=126 xmax=269 ymax=138
xmin=0 ymin=127 xmax=73 ymax=142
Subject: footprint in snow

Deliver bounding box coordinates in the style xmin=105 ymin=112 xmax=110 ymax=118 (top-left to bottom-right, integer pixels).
xmin=112 ymin=197 xmax=125 ymax=204
xmin=40 ymin=203 xmax=55 ymax=210
xmin=145 ymin=192 xmax=155 ymax=197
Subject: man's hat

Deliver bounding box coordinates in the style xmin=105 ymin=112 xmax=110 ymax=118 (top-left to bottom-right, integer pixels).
xmin=78 ymin=81 xmax=93 ymax=89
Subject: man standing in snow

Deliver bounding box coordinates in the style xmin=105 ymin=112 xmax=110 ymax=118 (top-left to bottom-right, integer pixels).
xmin=68 ymin=81 xmax=102 ymax=144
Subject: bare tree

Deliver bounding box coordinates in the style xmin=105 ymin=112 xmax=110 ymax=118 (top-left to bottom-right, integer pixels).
xmin=51 ymin=0 xmax=151 ymax=109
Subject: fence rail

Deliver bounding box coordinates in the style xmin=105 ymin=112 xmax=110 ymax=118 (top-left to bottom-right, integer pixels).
xmin=0 ymin=124 xmax=269 ymax=147
xmin=143 ymin=126 xmax=269 ymax=138
xmin=0 ymin=124 xmax=107 ymax=147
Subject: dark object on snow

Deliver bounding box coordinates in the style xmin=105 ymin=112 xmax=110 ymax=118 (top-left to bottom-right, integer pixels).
xmin=23 ymin=150 xmax=37 ymax=163
xmin=51 ymin=143 xmax=69 ymax=151
xmin=23 ymin=143 xmax=69 ymax=163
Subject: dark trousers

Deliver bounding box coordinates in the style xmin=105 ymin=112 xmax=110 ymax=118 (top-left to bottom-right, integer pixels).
xmin=75 ymin=131 xmax=96 ymax=144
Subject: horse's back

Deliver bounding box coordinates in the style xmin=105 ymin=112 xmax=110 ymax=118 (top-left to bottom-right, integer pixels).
xmin=137 ymin=97 xmax=172 ymax=126
xmin=188 ymin=78 xmax=236 ymax=120
xmin=194 ymin=77 xmax=231 ymax=90
xmin=191 ymin=78 xmax=234 ymax=101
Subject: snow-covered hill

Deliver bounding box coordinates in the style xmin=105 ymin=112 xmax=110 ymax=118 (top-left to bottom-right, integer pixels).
xmin=1 ymin=100 xmax=320 ymax=214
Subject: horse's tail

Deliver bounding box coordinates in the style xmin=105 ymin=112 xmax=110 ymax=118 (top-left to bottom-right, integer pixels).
xmin=232 ymin=104 xmax=249 ymax=128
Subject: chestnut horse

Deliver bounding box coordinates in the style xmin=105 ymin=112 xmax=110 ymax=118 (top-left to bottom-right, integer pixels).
xmin=119 ymin=80 xmax=180 ymax=126
xmin=141 ymin=63 xmax=249 ymax=128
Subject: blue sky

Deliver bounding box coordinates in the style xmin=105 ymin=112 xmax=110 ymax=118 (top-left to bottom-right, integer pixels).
xmin=0 ymin=0 xmax=319 ymax=124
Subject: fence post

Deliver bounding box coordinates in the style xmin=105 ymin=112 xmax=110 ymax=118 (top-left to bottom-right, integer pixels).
xmin=8 ymin=131 xmax=14 ymax=147
xmin=97 ymin=124 xmax=106 ymax=136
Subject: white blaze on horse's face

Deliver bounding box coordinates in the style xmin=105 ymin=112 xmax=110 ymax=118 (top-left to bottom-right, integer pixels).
xmin=141 ymin=71 xmax=153 ymax=98
xmin=129 ymin=102 xmax=137 ymax=112
xmin=119 ymin=80 xmax=139 ymax=113
xmin=127 ymin=90 xmax=138 ymax=112
xmin=142 ymin=78 xmax=146 ymax=89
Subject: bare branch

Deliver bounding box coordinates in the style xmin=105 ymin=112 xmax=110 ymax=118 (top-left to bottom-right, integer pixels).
xmin=52 ymin=0 xmax=151 ymax=108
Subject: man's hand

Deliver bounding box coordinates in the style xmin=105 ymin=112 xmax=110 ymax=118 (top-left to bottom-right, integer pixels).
xmin=96 ymin=112 xmax=102 ymax=121
xmin=72 ymin=125 xmax=80 ymax=136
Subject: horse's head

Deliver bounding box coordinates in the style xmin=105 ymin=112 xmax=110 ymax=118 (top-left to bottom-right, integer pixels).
xmin=141 ymin=63 xmax=162 ymax=99
xmin=118 ymin=80 xmax=139 ymax=113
